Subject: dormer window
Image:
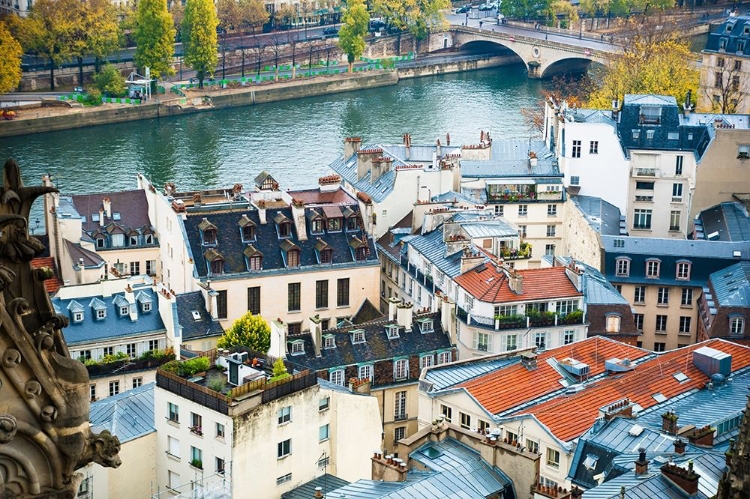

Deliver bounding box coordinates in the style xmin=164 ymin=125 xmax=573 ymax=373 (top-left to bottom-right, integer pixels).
xmin=311 ymin=219 xmax=324 ymax=234
xmin=676 ymin=261 xmax=691 ymax=280
xmin=68 ymin=300 xmax=85 ymax=322
xmin=288 ymin=250 xmax=300 ymax=267
xmin=96 ymin=309 xmax=106 ymax=320
xmin=239 ymin=215 xmax=256 ymax=242
xmin=145 ymin=234 xmax=154 ymax=245
xmin=351 ymin=330 xmax=366 ymax=344
xmin=96 ymin=237 xmax=105 ymax=249
xmin=143 ymin=302 xmax=152 ymax=312
xmin=355 ymin=247 xmax=367 ymax=261
xmin=321 ymin=249 xmax=333 ymax=264
xmin=111 ymin=234 xmax=124 ymax=247
xmin=136 ymin=291 xmax=153 ymax=313
xmin=349 ymin=236 xmax=368 ymax=261
xmin=328 ymin=218 xmax=341 ymax=232
xmin=279 ymin=223 xmax=292 ymax=237
xmin=129 ymin=235 xmax=138 ymax=246
xmin=346 ymin=216 xmax=358 ymax=231
xmin=198 ymin=218 xmax=218 ymax=246
xmin=211 ymin=260 xmax=224 ymax=274
xmin=606 ymin=314 xmax=621 ymax=333
xmin=640 ymin=106 xmax=661 ymax=125
xmin=120 ymin=306 xmax=129 ymax=316
xmin=74 ymin=312 xmax=83 ymax=323
xmin=419 ymin=318 xmax=434 ymax=333
xmin=323 ymin=335 xmax=336 ymax=349
xmin=89 ymin=298 xmax=107 ymax=321
xmin=244 ymin=245 xmax=263 ymax=271
xmin=205 ymin=248 xmax=225 ymax=275
xmin=386 ymin=324 xmax=400 ymax=339
xmin=290 ymin=340 xmax=305 ymax=355
xmin=632 ymin=129 xmax=640 ymax=140
xmin=615 ymin=257 xmax=630 ymax=277
xmin=315 ymin=238 xmax=333 ymax=264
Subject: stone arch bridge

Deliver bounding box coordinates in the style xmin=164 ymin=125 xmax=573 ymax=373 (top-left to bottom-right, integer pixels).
xmin=426 ymin=25 xmax=619 ymax=79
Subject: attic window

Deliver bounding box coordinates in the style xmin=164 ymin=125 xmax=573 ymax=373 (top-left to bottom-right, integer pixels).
xmin=323 ymin=335 xmax=335 ymax=349
xmin=613 ymin=239 xmax=625 ymax=248
xmin=583 ymin=455 xmax=599 ymax=470
xmin=96 ymin=237 xmax=105 ymax=249
xmin=241 ymin=225 xmax=256 ymax=242
xmin=142 ymin=302 xmax=152 ymax=313
xmin=632 ymin=129 xmax=641 ymax=140
xmin=646 ymin=130 xmax=655 ymax=140
xmin=129 ymin=235 xmax=138 ymax=246
xmin=287 ymin=249 xmax=300 ymax=268
xmin=640 ymin=106 xmax=661 ymax=125
xmin=673 ymin=372 xmax=689 ymax=383
xmin=290 ymin=341 xmax=305 ymax=355
xmin=96 ymin=309 xmax=106 ymax=320
xmin=73 ymin=312 xmax=84 ymax=323
xmin=210 ymin=259 xmax=224 ymax=275
xmin=386 ymin=324 xmax=400 ymax=339
xmin=203 ymin=228 xmax=217 ymax=245
xmin=328 ymin=218 xmax=342 ymax=232
xmin=320 ymin=249 xmax=333 ymax=264
xmin=355 ymin=247 xmax=367 ymax=261
xmin=119 ymin=306 xmax=129 ymax=317
xmin=667 ymin=132 xmax=679 ymax=140
xmin=311 ymin=219 xmax=324 ymax=234
xmin=419 ymin=319 xmax=434 ymax=334
xmin=249 ymin=255 xmax=262 ymax=271
xmin=191 ymin=310 xmax=201 ymax=321
xmin=351 ymin=330 xmax=366 ymax=344
xmin=278 ymin=222 xmax=292 ymax=238
xmin=652 ymin=393 xmax=667 ymax=403
xmin=145 ymin=234 xmax=154 ymax=245
xmin=605 ymin=314 xmax=621 ymax=333
xmin=346 ymin=216 xmax=358 ymax=231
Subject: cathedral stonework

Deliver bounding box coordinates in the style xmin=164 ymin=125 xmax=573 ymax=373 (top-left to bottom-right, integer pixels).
xmin=0 ymin=159 xmax=120 ymax=498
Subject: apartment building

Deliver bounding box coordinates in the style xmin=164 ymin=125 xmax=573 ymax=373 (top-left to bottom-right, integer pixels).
xmin=44 ymin=185 xmax=160 ymax=286
xmin=52 ymin=275 xmax=180 ymax=401
xmin=175 ymin=291 xmax=225 ymax=352
xmin=699 ymin=16 xmax=750 ymax=114
xmin=154 ymin=351 xmax=381 ymax=498
xmin=698 ymin=261 xmax=750 ymax=342
xmin=461 ymin=139 xmax=565 ymax=265
xmin=287 ymin=300 xmax=456 ymax=448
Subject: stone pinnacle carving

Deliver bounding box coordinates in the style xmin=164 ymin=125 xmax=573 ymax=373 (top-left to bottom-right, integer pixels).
xmin=0 ymin=159 xmax=121 ymax=499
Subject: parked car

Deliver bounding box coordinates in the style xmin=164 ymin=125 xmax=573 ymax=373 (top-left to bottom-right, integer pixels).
xmin=323 ymin=27 xmax=339 ymax=37
xmin=369 ymin=19 xmax=386 ymax=31
xmin=478 ymin=4 xmax=494 ymax=11
xmin=457 ymin=5 xmax=472 ymax=13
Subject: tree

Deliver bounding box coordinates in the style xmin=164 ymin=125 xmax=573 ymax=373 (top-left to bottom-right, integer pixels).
xmin=338 ymin=0 xmax=368 ymax=72
xmin=708 ymin=60 xmax=750 ymax=114
xmin=287 ymin=31 xmax=301 ymax=78
xmin=216 ymin=312 xmax=272 ymax=353
xmin=269 ymin=34 xmax=285 ymax=80
xmin=134 ymin=0 xmax=176 ymax=81
xmin=93 ymin=63 xmax=127 ymax=96
xmin=240 ymin=0 xmax=270 ymax=36
xmin=587 ymin=37 xmax=698 ymax=110
xmin=269 ymin=357 xmax=291 ymax=382
xmin=546 ymin=0 xmax=578 ymax=28
xmin=182 ymin=0 xmax=219 ymax=88
xmin=80 ymin=0 xmax=121 ymax=73
xmin=274 ymin=4 xmax=296 ymax=29
xmin=217 ymin=0 xmax=243 ymax=32
xmin=0 ymin=21 xmax=22 ymax=94
xmin=170 ymin=2 xmax=185 ymax=36
xmin=249 ymin=41 xmax=267 ymax=76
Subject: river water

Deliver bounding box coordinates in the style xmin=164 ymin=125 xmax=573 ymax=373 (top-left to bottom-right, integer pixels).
xmin=2 ymin=64 xmax=546 ymax=196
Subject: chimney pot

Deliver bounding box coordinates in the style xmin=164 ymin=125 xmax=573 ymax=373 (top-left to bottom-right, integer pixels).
xmin=635 ymin=447 xmax=648 ymax=475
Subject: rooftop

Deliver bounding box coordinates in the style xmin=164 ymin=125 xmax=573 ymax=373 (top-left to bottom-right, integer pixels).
xmin=707 ymin=261 xmax=750 ymax=308
xmin=461 ymin=139 xmax=560 ymax=178
xmin=90 ymin=382 xmax=155 ymax=443
xmin=704 ymin=16 xmax=750 ymax=55
xmin=681 ymin=113 xmax=750 ymax=129
xmin=696 ymin=202 xmax=750 ymax=242
xmin=454 ymin=265 xmax=581 ymax=303
xmin=175 ymin=291 xmax=224 ymax=341
xmin=570 ymin=195 xmax=623 ymax=237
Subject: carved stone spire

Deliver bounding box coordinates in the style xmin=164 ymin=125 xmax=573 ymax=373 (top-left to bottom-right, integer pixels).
xmin=0 ymin=159 xmax=121 ymax=498
xmin=716 ymin=387 xmax=750 ymax=499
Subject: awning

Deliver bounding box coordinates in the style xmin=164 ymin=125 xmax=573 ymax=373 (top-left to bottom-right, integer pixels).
xmin=322 ymin=205 xmax=343 ymax=218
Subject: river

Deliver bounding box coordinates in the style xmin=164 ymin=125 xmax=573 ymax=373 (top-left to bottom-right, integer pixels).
xmin=2 ymin=64 xmax=547 ymax=197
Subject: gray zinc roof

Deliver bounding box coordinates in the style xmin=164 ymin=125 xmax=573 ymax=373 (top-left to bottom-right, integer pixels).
xmin=461 ymin=220 xmax=518 ymax=239
xmin=424 ymin=357 xmax=521 ymax=392
xmin=407 ymin=228 xmax=484 ymax=279
xmin=698 ymin=202 xmax=750 ymax=242
xmin=461 ymin=139 xmax=560 ymax=178
xmin=90 ymin=382 xmax=155 ymax=443
xmin=571 ymin=195 xmax=623 ymax=236
xmin=708 ymin=261 xmax=750 ymax=308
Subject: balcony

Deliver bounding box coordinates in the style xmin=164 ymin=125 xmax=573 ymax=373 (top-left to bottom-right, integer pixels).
xmin=635 ymin=195 xmax=653 ymax=202
xmin=456 ymin=309 xmax=584 ymax=331
xmin=499 ymin=242 xmax=533 ymax=261
xmin=394 ymin=412 xmax=408 ymax=421
xmin=634 ymin=168 xmax=657 ymax=177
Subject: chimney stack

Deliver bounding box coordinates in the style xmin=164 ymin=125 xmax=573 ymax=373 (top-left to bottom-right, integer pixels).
xmin=635 ymin=448 xmax=648 ymax=475
xmin=662 ymin=411 xmax=679 ymax=435
xmin=674 ymin=438 xmax=686 ymax=455
xmin=403 ymin=133 xmax=412 ymax=160
xmin=344 ymin=137 xmax=362 ymax=160
xmin=396 ymin=302 xmax=413 ymax=332
xmin=570 ymin=486 xmax=583 ymax=499
xmin=509 ymin=272 xmax=524 ymax=295
xmin=660 ymin=461 xmax=699 ymax=496
xmin=309 ymin=315 xmax=322 ymax=357
xmin=388 ymin=297 xmax=400 ymax=321
xmin=459 ymin=249 xmax=484 ymax=274
xmin=103 ymin=198 xmax=112 ymax=219
xmin=99 ymin=208 xmax=105 ymax=227
xmin=436 ymin=138 xmax=442 ymax=158
xmin=313 ymin=486 xmax=324 ymax=499
xmin=446 ymin=132 xmax=451 ymax=146
xmin=357 ymin=149 xmax=381 ymax=182
xmin=611 ymin=99 xmax=620 ymax=121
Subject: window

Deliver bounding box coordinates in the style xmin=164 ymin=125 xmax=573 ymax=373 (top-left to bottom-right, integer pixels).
xmin=506 ymin=430 xmax=518 ymax=444
xmin=133 ymin=377 xmax=142 ymax=389
xmin=395 ymin=391 xmax=407 ymax=420
xmin=460 ymin=412 xmax=471 ymax=429
xmin=518 ymin=205 xmax=528 ymax=217
xmin=570 ymin=175 xmax=580 ymax=186
xmin=646 ymin=260 xmax=660 ymax=278
xmin=168 ymin=402 xmax=179 ymax=423
xmin=278 ymin=222 xmax=291 ymax=238
xmin=311 ymin=219 xmax=324 ymax=234
xmin=73 ymin=312 xmax=84 ymax=323
xmin=654 ymin=342 xmax=666 ymax=352
xmin=109 ymin=381 xmax=119 ymax=397
xmin=394 ymin=359 xmax=409 ymax=380
xmin=679 ymin=316 xmax=691 ymax=334
xmin=634 ymin=286 xmax=646 ymax=304
xmin=216 ymin=422 xmax=225 ymax=438
xmin=572 ymin=140 xmax=581 ymax=158
xmin=168 ymin=471 xmax=180 ymax=491
xmin=287 ymin=249 xmax=300 ymax=267
xmin=441 ymin=404 xmax=452 ymax=422
xmin=111 ymin=234 xmax=124 ymax=247
xmin=656 ymin=315 xmax=667 ymax=332
xmin=290 ymin=341 xmax=304 ymax=355
xmin=420 ymin=355 xmax=434 ymax=370
xmin=323 ymin=335 xmax=336 ymax=349
xmin=535 ymin=332 xmax=547 ymax=350
xmin=277 ymin=439 xmax=292 ymax=458
xmin=616 ymin=258 xmax=630 ymax=277
xmin=640 ymin=106 xmax=661 ymax=124
xmin=647 ymin=130 xmax=655 ymax=140
xmin=635 ymin=181 xmax=654 ymax=190
xmin=216 ymin=290 xmax=227 ymax=319
xmin=168 ymin=436 xmax=180 ymax=459
xmin=316 ymin=280 xmax=329 ymax=309
xmin=670 ymin=211 xmax=681 ymax=232
xmin=210 ymin=259 xmax=224 ymax=275
xmin=606 ymin=315 xmax=621 ymax=333
xmin=589 ymin=141 xmax=598 ymax=154
xmin=278 ymin=406 xmax=292 ymax=425
xmin=494 ymin=205 xmax=504 ymax=216
xmin=329 ymin=369 xmax=344 ymax=386
xmin=96 ymin=309 xmax=106 ymax=320
xmin=615 ymin=285 xmax=622 ymax=293
xmin=288 ymin=283 xmax=301 ymax=312
xmin=681 ymin=288 xmax=693 ymax=306
xmin=547 ymin=204 xmax=558 ymax=216
xmin=677 ymin=262 xmax=690 ymax=280
xmin=103 ymin=346 xmax=113 ymax=357
xmin=564 ymin=330 xmax=575 ymax=345
xmin=518 ymin=225 xmax=527 ymax=238
xmin=90 ymin=384 xmax=96 ymax=402
xmin=475 ymin=331 xmax=491 ymax=352
xmin=328 ymin=217 xmax=341 ymax=232
xmin=394 ymin=426 xmax=406 ymax=444
xmin=479 ymin=419 xmax=491 ymax=434
xmin=318 ymin=424 xmax=330 ymax=442
xmin=634 ymin=209 xmax=652 ymax=230
xmin=634 ymin=314 xmax=644 ymax=331
xmin=216 ymin=457 xmax=225 ymax=475
xmin=505 ymin=334 xmax=517 ymax=351
xmin=675 ymin=156 xmax=683 ymax=175
xmin=358 ymin=364 xmax=373 ymax=381
xmin=657 ymin=287 xmax=669 ymax=305
xmin=149 ymin=339 xmax=159 ymax=351
xmin=146 ymin=260 xmax=155 ymax=276
xmin=130 ymin=261 xmax=140 ymax=276
xmin=672 ymin=183 xmax=683 ymax=200
xmin=352 ymin=330 xmax=365 ymax=343
xmin=545 ymin=244 xmax=555 ymax=257
xmin=247 ymin=287 xmax=261 ymax=315
xmin=632 ymin=129 xmax=641 ymax=140
xmin=546 ymin=225 xmax=556 ymax=237
xmin=337 ymin=278 xmax=350 ymax=307
xmin=547 ymin=448 xmax=560 ymax=468
xmin=730 ymin=317 xmax=745 ymax=336
xmin=437 ymin=351 xmax=452 ymax=365
xmin=319 ymin=397 xmax=330 ymax=411
xmin=276 ymin=473 xmax=292 ymax=486
xmin=248 ymin=255 xmax=262 ymax=271
xmin=715 ymin=71 xmax=724 ymax=88
xmin=733 ymin=75 xmax=741 ymax=91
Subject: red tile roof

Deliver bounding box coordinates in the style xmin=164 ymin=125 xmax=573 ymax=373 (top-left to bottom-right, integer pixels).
xmin=454 ymin=266 xmax=582 ymax=303
xmin=30 ymin=257 xmax=62 ymax=294
xmin=289 ymin=188 xmax=356 ymax=205
xmin=522 ymin=339 xmax=750 ymax=442
xmin=459 ymin=336 xmax=651 ymax=416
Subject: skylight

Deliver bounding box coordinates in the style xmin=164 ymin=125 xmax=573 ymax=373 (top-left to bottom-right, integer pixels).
xmin=583 ymin=454 xmax=599 ymax=470
xmin=673 ymin=372 xmax=689 ymax=383
xmin=191 ymin=310 xmax=201 ymax=321
xmin=628 ymin=424 xmax=644 ymax=437
xmin=652 ymin=393 xmax=667 ymax=403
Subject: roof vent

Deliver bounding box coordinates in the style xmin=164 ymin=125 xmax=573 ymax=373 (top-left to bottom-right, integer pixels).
xmin=628 ymin=424 xmax=644 ymax=437
xmin=565 ymin=384 xmax=585 ymax=394
xmin=605 ymin=358 xmax=634 ymax=372
xmin=734 ymin=250 xmax=742 ymax=258
xmin=693 ymin=346 xmax=732 ymax=377
xmin=191 ymin=310 xmax=201 ymax=321
xmin=559 ymin=357 xmax=590 ymax=377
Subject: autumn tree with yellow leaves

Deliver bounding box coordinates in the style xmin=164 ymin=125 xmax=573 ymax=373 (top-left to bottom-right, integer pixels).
xmin=0 ymin=21 xmax=22 ymax=94
xmin=587 ymin=37 xmax=698 ymax=110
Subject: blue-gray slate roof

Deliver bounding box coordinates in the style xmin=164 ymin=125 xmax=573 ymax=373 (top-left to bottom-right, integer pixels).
xmin=697 ymin=202 xmax=750 ymax=242
xmin=405 ymin=228 xmax=486 ymax=279
xmin=423 ymin=357 xmax=521 ymax=392
xmin=90 ymin=382 xmax=155 ymax=443
xmin=183 ymin=205 xmax=378 ymax=279
xmin=704 ymin=16 xmax=750 ymax=54
xmin=53 ymin=287 xmax=165 ymax=346
xmin=461 ymin=139 xmax=560 ymax=178
xmin=175 ymin=291 xmax=224 ymax=341
xmin=708 ymin=261 xmax=750 ymax=308
xmin=616 ymin=95 xmax=711 ymax=159
xmin=570 ymin=195 xmax=623 ymax=236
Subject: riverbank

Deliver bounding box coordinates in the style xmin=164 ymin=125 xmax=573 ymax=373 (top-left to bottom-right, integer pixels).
xmin=0 ymin=54 xmax=518 ymax=138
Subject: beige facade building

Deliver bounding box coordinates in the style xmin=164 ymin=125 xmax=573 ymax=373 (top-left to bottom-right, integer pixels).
xmin=699 ymin=16 xmax=750 ymax=114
